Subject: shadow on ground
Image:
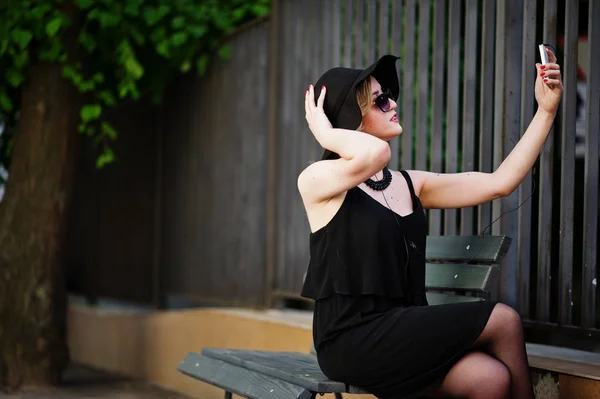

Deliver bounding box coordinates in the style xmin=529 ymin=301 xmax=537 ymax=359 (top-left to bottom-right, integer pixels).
xmin=5 ymin=364 xmax=190 ymax=398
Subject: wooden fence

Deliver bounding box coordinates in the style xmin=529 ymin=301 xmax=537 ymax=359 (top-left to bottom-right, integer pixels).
xmin=269 ymin=0 xmax=599 ymax=336
xmin=67 ymin=0 xmax=599 ymax=341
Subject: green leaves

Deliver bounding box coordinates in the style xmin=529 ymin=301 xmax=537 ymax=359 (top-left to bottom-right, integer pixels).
xmin=5 ymin=69 xmax=24 ymax=88
xmin=62 ymin=65 xmax=81 ymax=84
xmin=88 ymin=9 xmax=121 ymax=28
xmin=124 ymin=57 xmax=144 ymax=79
xmin=45 ymin=17 xmax=62 ymax=37
xmin=171 ymin=16 xmax=185 ymax=30
xmin=80 ymin=104 xmax=102 ymax=123
xmin=78 ymin=31 xmax=97 ymax=52
xmin=143 ymin=5 xmax=170 ymax=26
xmin=0 ymin=92 xmax=13 ymax=112
xmin=1 ymin=0 xmax=272 ymax=169
xmin=38 ymin=37 xmax=64 ymax=61
xmin=11 ymin=29 xmax=32 ymax=50
xmin=101 ymin=121 xmax=117 ymax=140
xmin=118 ymin=39 xmax=144 ymax=81
xmin=196 ymin=54 xmax=209 ymax=76
xmin=218 ymin=45 xmax=231 ymax=60
xmin=98 ymin=90 xmax=116 ymax=106
xmin=74 ymin=0 xmax=95 ymax=10
xmin=187 ymin=25 xmax=207 ymax=39
xmin=63 ymin=65 xmax=104 ymax=93
xmin=251 ymin=3 xmax=270 ymax=17
xmin=96 ymin=147 xmax=115 ymax=168
xmin=170 ymin=31 xmax=188 ymax=47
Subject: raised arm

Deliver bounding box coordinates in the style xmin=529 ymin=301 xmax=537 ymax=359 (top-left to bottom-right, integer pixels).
xmin=297 ymin=85 xmax=390 ymax=204
xmin=412 ymin=47 xmax=563 ymax=210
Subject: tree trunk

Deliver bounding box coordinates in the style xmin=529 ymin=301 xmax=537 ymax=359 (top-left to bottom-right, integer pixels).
xmin=0 ymin=56 xmax=81 ymax=391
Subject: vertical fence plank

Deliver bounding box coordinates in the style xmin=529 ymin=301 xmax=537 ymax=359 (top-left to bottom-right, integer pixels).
xmin=444 ymin=0 xmax=461 ymax=235
xmin=429 ymin=0 xmax=446 ymax=236
xmin=266 ymin=0 xmax=281 ymax=306
xmin=415 ymin=0 xmax=430 ymax=172
xmin=285 ymin=0 xmax=301 ymax=290
xmin=536 ymin=0 xmax=557 ymax=323
xmin=241 ymin=28 xmax=269 ymax=303
xmin=296 ymin=0 xmax=315 ymax=290
xmin=493 ymin=0 xmax=522 ymax=308
xmin=207 ymin=50 xmax=220 ymax=290
xmin=491 ymin=0 xmax=506 ymax=237
xmin=332 ymin=0 xmax=341 ymax=68
xmin=582 ymin=0 xmax=600 ymax=329
xmin=478 ymin=0 xmax=495 ymax=236
xmin=517 ymin=0 xmax=536 ymax=318
xmin=378 ymin=0 xmax=389 ymax=55
xmin=354 ymin=0 xmax=364 ymax=66
xmin=460 ymin=0 xmax=478 ymax=235
xmin=319 ymin=0 xmax=330 ymax=81
xmin=390 ymin=0 xmax=403 ymax=170
xmin=343 ymin=0 xmax=353 ymax=67
xmin=401 ymin=0 xmax=416 ymax=171
xmin=275 ymin=0 xmax=293 ymax=292
xmin=558 ymin=0 xmax=578 ymax=326
xmin=366 ymin=0 xmax=376 ymax=62
xmin=153 ymin=98 xmax=164 ymax=307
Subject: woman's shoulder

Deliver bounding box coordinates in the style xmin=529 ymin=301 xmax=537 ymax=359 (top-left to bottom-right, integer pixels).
xmin=390 ymin=169 xmax=428 ymax=196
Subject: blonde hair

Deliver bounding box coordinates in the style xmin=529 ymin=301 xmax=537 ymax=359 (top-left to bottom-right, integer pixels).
xmin=355 ymin=77 xmax=372 ymax=131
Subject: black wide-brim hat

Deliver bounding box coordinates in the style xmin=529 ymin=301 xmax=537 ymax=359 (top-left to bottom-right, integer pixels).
xmin=313 ymin=54 xmax=400 ymax=160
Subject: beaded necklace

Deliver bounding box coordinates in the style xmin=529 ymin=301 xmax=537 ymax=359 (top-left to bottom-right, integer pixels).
xmin=365 ymin=167 xmax=392 ymax=191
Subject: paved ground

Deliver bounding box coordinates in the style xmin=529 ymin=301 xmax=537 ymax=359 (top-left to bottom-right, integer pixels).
xmin=2 ymin=364 xmax=191 ymax=398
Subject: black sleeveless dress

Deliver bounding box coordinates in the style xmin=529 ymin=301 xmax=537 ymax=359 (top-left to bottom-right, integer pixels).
xmin=301 ymin=171 xmax=497 ymax=399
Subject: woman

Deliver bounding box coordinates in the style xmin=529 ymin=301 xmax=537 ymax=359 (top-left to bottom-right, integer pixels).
xmin=298 ymin=51 xmax=562 ymax=399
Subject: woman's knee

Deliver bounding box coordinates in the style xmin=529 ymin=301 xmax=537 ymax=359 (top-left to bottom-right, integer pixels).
xmin=433 ymin=352 xmax=510 ymax=399
xmin=474 ymin=357 xmax=511 ymax=399
xmin=480 ymin=303 xmax=524 ymax=342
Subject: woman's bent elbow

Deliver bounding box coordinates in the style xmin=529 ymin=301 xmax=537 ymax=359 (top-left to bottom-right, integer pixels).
xmin=496 ymin=183 xmax=517 ymax=199
xmin=369 ymin=142 xmax=391 ymax=169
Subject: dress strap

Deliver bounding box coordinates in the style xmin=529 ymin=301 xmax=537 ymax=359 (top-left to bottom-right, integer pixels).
xmin=399 ymin=170 xmax=417 ymax=199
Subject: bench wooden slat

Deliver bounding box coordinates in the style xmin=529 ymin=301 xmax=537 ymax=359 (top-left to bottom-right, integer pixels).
xmin=178 ymin=352 xmax=314 ymax=399
xmin=202 ymin=348 xmax=365 ymax=394
xmin=425 ymin=235 xmax=512 ymax=264
xmin=425 ymin=263 xmax=497 ymax=292
xmin=426 ymin=292 xmax=485 ymax=306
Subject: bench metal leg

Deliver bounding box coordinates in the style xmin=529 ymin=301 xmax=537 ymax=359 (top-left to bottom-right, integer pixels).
xmin=334 ymin=394 xmax=343 ymax=399
xmin=224 ymin=391 xmax=232 ymax=399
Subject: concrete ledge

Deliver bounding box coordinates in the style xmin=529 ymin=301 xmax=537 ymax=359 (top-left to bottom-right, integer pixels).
xmin=67 ymin=305 xmax=364 ymax=399
xmin=68 ymin=304 xmax=600 ymax=399
xmin=527 ymin=343 xmax=600 ymax=381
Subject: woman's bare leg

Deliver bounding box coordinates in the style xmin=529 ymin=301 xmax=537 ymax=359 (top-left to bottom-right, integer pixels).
xmin=425 ymin=351 xmax=510 ymax=399
xmin=472 ymin=303 xmax=534 ymax=399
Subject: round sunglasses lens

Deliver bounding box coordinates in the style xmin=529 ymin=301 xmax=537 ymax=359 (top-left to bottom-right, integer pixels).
xmin=375 ymin=94 xmax=391 ymax=112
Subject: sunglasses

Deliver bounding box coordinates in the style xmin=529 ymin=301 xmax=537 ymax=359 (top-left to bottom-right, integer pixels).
xmin=373 ymin=89 xmax=394 ymax=113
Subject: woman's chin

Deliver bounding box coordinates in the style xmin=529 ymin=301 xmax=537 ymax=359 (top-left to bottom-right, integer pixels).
xmin=390 ymin=126 xmax=403 ymax=137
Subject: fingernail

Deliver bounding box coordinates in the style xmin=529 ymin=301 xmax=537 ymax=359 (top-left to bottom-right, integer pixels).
xmin=540 ymin=72 xmax=545 ymax=77
xmin=540 ymin=65 xmax=546 ymax=69
xmin=322 ymin=85 xmax=325 ymax=90
xmin=544 ymin=78 xmax=548 ymax=82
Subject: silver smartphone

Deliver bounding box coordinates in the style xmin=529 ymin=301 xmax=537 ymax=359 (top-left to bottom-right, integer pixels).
xmin=539 ymin=44 xmax=549 ymax=65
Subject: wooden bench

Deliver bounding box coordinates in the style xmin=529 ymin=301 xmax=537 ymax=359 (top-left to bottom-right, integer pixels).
xmin=178 ymin=235 xmax=512 ymax=399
